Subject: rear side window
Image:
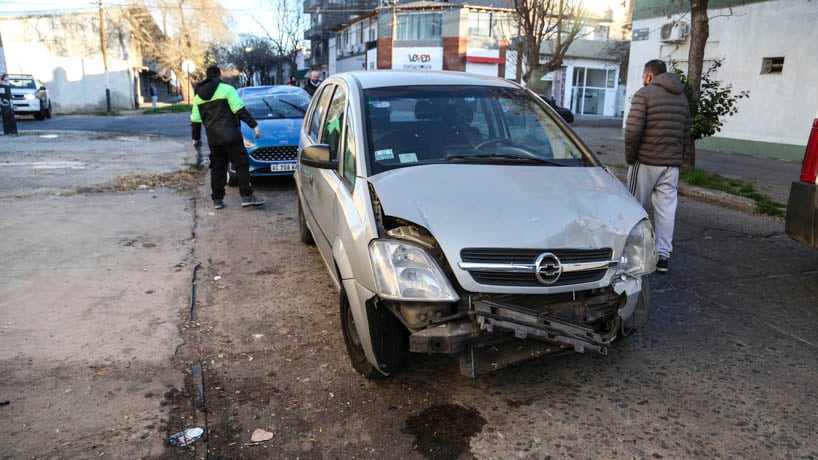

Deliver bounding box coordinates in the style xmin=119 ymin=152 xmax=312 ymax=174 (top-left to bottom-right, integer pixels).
xmin=309 ymin=85 xmax=335 ymax=140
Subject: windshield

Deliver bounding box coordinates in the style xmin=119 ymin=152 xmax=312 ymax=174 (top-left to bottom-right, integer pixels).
xmin=9 ymin=78 xmax=36 ymax=90
xmin=244 ymin=92 xmax=310 ymax=119
xmin=363 ymin=85 xmax=590 ymax=174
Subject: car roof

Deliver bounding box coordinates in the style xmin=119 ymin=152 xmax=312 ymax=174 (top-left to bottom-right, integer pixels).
xmin=337 ymin=70 xmax=523 ymax=90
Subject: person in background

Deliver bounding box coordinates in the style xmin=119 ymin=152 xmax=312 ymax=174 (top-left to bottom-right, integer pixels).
xmin=625 ymin=59 xmax=691 ymax=274
xmin=150 ymin=82 xmax=158 ymax=110
xmin=191 ymin=65 xmax=265 ymax=209
xmin=305 ymin=71 xmax=322 ymax=97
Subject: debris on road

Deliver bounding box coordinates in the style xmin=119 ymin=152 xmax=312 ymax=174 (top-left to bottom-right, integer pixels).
xmin=168 ymin=427 xmax=205 ymax=447
xmin=250 ymin=429 xmax=274 ymax=443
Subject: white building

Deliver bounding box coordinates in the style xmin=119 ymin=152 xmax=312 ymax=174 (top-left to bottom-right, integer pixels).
xmin=626 ymin=0 xmax=818 ymax=160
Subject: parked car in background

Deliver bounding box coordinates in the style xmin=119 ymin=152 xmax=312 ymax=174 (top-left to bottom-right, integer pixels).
xmin=296 ymin=71 xmax=656 ymax=378
xmin=538 ymin=94 xmax=574 ymax=123
xmin=8 ymin=74 xmax=51 ymax=120
xmin=228 ymin=86 xmax=310 ymax=183
xmin=785 ymin=108 xmax=818 ymax=248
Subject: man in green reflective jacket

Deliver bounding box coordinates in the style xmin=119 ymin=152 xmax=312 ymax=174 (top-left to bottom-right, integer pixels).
xmin=191 ymin=65 xmax=265 ymax=209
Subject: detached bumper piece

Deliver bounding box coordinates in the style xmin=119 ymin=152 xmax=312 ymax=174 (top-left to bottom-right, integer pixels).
xmin=409 ymin=290 xmax=622 ymax=377
xmin=785 ymin=181 xmax=818 ymax=248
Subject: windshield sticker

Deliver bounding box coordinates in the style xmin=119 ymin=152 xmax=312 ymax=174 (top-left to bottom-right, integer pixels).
xmin=399 ymin=153 xmax=418 ymax=163
xmin=372 ymin=101 xmax=391 ymax=109
xmin=375 ymin=149 xmax=394 ymax=161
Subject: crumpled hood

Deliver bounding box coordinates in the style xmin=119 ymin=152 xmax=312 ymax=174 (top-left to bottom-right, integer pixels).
xmin=368 ymin=164 xmax=648 ymax=290
xmin=195 ymin=78 xmax=220 ymax=100
xmin=651 ymin=72 xmax=684 ymax=95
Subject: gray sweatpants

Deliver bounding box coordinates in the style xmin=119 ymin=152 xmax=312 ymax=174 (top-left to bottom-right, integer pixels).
xmin=627 ymin=162 xmax=679 ymax=259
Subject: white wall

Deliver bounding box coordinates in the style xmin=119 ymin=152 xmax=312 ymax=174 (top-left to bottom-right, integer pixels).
xmin=627 ymin=0 xmax=818 ymax=147
xmin=4 ymin=40 xmax=135 ymax=113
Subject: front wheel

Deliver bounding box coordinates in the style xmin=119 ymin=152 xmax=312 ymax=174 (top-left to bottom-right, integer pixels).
xmin=340 ymin=290 xmax=408 ymax=378
xmin=340 ymin=289 xmax=382 ymax=378
xmin=33 ymin=104 xmax=45 ymax=121
xmin=297 ymin=200 xmax=314 ymax=245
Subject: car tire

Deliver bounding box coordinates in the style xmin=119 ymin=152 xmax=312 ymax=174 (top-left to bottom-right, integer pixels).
xmin=226 ymin=170 xmax=238 ymax=186
xmin=34 ymin=104 xmax=45 ymax=121
xmin=298 ymin=200 xmax=314 ymax=245
xmin=622 ymin=276 xmax=652 ymax=336
xmin=45 ymin=101 xmax=52 ymax=119
xmin=340 ymin=289 xmax=408 ymax=378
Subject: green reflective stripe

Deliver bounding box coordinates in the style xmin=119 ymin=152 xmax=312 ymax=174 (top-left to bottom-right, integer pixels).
xmin=222 ymin=83 xmax=245 ymax=114
xmin=190 ymin=83 xmax=245 ymax=122
xmin=327 ymin=117 xmax=340 ymax=134
xmin=190 ymin=99 xmax=202 ymax=123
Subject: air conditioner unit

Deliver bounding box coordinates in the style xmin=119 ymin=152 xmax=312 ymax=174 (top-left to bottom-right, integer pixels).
xmin=660 ymin=20 xmax=690 ymax=43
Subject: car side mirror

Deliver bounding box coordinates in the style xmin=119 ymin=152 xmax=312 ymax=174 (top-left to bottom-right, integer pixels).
xmin=39 ymin=86 xmax=46 ymax=91
xmin=300 ymin=144 xmax=337 ymax=169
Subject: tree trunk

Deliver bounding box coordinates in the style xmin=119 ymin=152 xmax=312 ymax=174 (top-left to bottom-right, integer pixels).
xmin=685 ymin=0 xmax=709 ymax=169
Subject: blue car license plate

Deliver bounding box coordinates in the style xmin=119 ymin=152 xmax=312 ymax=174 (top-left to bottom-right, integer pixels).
xmin=271 ymin=163 xmax=296 ymax=172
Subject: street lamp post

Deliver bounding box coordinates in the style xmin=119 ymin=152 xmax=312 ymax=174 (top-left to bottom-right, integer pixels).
xmin=181 ymin=60 xmax=195 ymax=104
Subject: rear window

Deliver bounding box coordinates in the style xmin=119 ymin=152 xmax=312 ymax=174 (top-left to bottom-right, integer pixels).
xmin=9 ymin=78 xmax=36 ymax=89
xmin=363 ymin=85 xmax=590 ymax=174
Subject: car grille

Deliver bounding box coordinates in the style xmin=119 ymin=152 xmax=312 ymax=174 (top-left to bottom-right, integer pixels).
xmin=250 ymin=145 xmax=298 ymax=162
xmin=460 ymin=247 xmax=613 ymax=287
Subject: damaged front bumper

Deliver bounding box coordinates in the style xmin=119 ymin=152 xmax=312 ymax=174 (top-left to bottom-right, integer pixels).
xmin=406 ymin=276 xmax=643 ymax=376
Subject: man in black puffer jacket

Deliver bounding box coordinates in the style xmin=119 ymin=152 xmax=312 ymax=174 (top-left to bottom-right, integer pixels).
xmin=625 ymin=59 xmax=691 ymax=273
xmin=191 ymin=65 xmax=265 ymax=209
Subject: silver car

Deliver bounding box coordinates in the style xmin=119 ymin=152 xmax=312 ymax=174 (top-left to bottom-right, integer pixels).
xmin=296 ymin=71 xmax=656 ymax=378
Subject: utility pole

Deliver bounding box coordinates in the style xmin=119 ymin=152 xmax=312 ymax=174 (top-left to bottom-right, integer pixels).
xmin=98 ymin=0 xmax=111 ymax=113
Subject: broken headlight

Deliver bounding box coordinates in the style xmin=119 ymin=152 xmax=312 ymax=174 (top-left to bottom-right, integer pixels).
xmin=620 ymin=219 xmax=657 ymax=277
xmin=369 ymin=240 xmax=459 ymax=302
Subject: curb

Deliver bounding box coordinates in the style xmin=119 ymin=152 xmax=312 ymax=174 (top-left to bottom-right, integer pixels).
xmin=678 ymin=184 xmax=757 ymax=214
xmin=610 ymin=168 xmax=758 ymax=215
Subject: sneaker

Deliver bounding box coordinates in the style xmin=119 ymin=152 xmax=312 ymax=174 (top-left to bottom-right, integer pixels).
xmin=212 ymin=199 xmax=224 ymax=209
xmin=241 ymin=195 xmax=266 ymax=207
xmin=656 ymin=257 xmax=669 ymax=273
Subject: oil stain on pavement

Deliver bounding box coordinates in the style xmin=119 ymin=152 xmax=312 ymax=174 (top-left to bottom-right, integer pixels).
xmin=404 ymin=404 xmax=487 ymax=459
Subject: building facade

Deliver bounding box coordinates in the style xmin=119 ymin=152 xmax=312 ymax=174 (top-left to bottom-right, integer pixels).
xmin=627 ymin=0 xmax=818 ymax=160
xmin=0 ymin=8 xmax=159 ymax=114
xmin=329 ymin=1 xmax=516 ymax=79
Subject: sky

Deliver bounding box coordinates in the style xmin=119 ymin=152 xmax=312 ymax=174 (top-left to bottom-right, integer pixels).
xmin=0 ymin=0 xmax=271 ymax=36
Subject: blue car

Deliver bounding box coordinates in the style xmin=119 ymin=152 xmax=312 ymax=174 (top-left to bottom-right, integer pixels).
xmin=229 ymin=86 xmax=310 ymax=183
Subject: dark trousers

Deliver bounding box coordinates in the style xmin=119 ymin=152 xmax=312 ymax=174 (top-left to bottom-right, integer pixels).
xmin=209 ymin=140 xmax=252 ymax=200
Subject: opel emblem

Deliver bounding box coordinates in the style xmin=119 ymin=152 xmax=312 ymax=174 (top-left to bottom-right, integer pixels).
xmin=534 ymin=252 xmax=562 ymax=285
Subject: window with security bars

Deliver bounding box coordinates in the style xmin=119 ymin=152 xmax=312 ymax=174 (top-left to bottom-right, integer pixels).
xmin=761 ymin=57 xmax=784 ymax=74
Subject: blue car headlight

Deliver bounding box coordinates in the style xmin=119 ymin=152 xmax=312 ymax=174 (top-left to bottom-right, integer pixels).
xmin=243 ymin=137 xmax=256 ymax=148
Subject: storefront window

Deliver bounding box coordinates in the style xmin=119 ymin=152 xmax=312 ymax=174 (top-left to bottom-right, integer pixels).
xmin=570 ymin=66 xmax=616 ymax=116
xmin=468 ymin=12 xmax=492 ymax=37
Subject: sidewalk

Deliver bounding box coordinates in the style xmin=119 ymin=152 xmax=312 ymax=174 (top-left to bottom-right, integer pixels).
xmin=572 ymin=117 xmax=802 ymax=208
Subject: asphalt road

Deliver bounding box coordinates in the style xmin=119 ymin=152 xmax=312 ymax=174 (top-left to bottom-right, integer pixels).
xmin=15 ymin=112 xmax=192 ymax=139
xmin=5 ymin=114 xmax=818 ymax=458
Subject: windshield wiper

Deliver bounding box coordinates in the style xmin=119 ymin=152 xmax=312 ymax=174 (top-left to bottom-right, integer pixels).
xmin=261 ymin=99 xmax=286 ymax=118
xmin=278 ymin=98 xmax=306 ymax=114
xmin=446 ymin=153 xmax=564 ymax=166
